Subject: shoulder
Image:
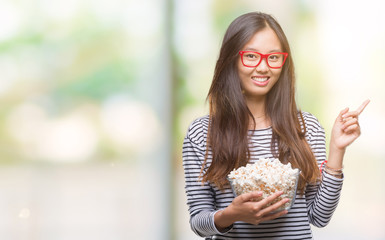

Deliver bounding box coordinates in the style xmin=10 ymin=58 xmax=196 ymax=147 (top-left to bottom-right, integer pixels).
xmin=300 ymin=111 xmax=323 ymax=130
xmin=185 ymin=115 xmax=210 ymax=147
xmin=299 ymin=111 xmax=325 ymax=139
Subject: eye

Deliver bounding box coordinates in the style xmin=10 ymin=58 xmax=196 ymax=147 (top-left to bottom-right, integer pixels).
xmin=268 ymin=54 xmax=282 ymax=61
xmin=269 ymin=55 xmax=278 ymax=60
xmin=243 ymin=52 xmax=260 ymax=61
xmin=245 ymin=54 xmax=257 ymax=59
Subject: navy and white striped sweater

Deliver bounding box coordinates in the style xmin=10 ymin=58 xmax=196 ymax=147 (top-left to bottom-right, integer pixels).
xmin=182 ymin=112 xmax=343 ymax=239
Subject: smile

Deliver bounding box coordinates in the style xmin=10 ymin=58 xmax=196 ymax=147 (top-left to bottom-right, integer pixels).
xmin=251 ymin=77 xmax=270 ymax=86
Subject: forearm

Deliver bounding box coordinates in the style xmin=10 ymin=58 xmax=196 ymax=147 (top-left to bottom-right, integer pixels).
xmin=326 ymin=142 xmax=346 ymax=178
xmin=306 ymin=173 xmax=344 ymax=227
xmin=327 ymin=143 xmax=345 ymax=169
xmin=306 ymin=123 xmax=344 ymax=227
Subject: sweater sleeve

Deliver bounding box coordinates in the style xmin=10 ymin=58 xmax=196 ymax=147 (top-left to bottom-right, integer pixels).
xmin=182 ymin=118 xmax=233 ymax=237
xmin=303 ymin=113 xmax=344 ymax=227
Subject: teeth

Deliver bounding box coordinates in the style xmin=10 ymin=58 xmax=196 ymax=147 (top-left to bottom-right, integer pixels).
xmin=252 ymin=77 xmax=269 ymax=82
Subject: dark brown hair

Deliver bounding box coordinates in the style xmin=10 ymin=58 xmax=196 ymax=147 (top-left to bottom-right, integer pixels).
xmin=202 ymin=12 xmax=320 ymax=193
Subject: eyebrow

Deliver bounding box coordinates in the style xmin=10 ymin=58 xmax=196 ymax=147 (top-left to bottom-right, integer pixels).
xmin=243 ymin=47 xmax=283 ymax=53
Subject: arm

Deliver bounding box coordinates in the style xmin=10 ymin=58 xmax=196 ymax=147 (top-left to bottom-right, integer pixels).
xmin=305 ymin=120 xmax=344 ymax=227
xmin=305 ymin=100 xmax=369 ymax=227
xmin=182 ymin=120 xmax=221 ymax=237
xmin=214 ymin=191 xmax=289 ymax=231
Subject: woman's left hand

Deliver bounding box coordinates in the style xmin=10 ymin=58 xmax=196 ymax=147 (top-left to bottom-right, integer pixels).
xmin=330 ymin=99 xmax=370 ymax=150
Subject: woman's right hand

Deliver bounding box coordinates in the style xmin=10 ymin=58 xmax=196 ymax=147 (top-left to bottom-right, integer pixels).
xmin=215 ymin=191 xmax=289 ymax=230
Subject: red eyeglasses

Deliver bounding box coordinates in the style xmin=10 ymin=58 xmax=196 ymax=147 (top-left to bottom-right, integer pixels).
xmin=239 ymin=51 xmax=288 ymax=69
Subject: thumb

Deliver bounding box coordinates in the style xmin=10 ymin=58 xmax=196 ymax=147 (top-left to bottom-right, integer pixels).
xmin=337 ymin=107 xmax=349 ymax=123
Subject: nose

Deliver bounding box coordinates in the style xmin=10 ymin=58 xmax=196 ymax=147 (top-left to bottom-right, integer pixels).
xmin=255 ymin=58 xmax=269 ymax=72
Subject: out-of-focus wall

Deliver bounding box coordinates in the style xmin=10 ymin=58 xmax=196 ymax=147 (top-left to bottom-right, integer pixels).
xmin=0 ymin=0 xmax=384 ymax=240
xmin=0 ymin=0 xmax=172 ymax=239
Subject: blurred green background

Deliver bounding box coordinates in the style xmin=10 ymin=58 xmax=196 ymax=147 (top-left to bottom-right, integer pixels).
xmin=0 ymin=0 xmax=384 ymax=239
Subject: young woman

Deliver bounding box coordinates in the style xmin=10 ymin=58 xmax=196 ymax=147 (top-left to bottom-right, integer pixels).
xmin=182 ymin=12 xmax=369 ymax=239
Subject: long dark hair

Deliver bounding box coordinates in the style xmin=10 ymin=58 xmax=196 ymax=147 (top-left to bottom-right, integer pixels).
xmin=202 ymin=12 xmax=320 ymax=193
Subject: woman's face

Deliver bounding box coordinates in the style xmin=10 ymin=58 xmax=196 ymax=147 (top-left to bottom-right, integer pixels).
xmin=237 ymin=27 xmax=284 ymax=101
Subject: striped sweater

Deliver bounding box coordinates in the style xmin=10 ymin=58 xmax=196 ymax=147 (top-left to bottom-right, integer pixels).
xmin=182 ymin=112 xmax=343 ymax=239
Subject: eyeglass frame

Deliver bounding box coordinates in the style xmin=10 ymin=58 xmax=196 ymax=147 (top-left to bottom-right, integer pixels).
xmin=238 ymin=51 xmax=288 ymax=69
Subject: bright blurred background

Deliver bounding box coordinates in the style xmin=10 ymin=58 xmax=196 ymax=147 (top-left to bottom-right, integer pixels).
xmin=0 ymin=0 xmax=384 ymax=239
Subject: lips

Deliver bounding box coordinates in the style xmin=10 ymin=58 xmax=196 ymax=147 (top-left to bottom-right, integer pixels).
xmin=251 ymin=76 xmax=270 ymax=87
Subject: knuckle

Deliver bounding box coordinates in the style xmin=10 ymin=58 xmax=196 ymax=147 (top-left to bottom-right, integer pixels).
xmin=255 ymin=212 xmax=263 ymax=218
xmin=240 ymin=194 xmax=248 ymax=202
xmin=252 ymin=205 xmax=261 ymax=213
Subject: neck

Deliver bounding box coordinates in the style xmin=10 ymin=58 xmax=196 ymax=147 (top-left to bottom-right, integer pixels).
xmin=244 ymin=96 xmax=270 ymax=129
xmin=245 ymin=95 xmax=266 ymax=118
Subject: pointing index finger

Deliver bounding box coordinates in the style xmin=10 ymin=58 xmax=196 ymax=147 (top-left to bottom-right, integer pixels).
xmin=356 ymin=99 xmax=370 ymax=115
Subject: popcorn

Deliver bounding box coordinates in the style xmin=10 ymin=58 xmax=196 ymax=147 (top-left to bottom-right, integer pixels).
xmin=228 ymin=158 xmax=300 ymax=211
